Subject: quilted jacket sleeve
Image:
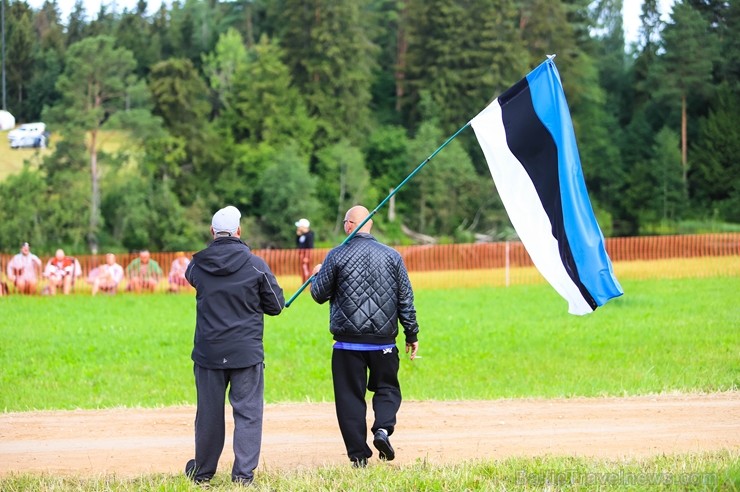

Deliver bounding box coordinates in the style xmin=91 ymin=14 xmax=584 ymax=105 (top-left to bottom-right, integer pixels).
xmin=310 ymin=249 xmax=336 ymax=304
xmin=396 ymin=257 xmax=419 ymax=344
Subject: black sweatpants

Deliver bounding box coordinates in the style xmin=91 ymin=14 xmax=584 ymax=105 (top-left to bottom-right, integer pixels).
xmin=331 ymin=347 xmax=401 ymax=461
xmin=192 ymin=362 xmax=264 ymax=482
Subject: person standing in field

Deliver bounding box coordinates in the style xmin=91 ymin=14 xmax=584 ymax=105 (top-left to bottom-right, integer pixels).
xmin=310 ymin=205 xmax=419 ymax=468
xmin=295 ymin=218 xmax=314 ymax=283
xmin=7 ymin=242 xmax=42 ymax=295
xmin=184 ymin=205 xmax=285 ymax=486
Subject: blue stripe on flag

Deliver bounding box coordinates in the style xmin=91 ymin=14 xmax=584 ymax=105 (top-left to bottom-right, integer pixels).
xmin=470 ymin=57 xmax=623 ymax=314
xmin=526 ymin=60 xmax=623 ymax=307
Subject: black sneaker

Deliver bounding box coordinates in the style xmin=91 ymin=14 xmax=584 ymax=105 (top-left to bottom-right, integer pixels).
xmin=373 ymin=430 xmax=395 ymax=461
xmin=233 ymin=475 xmax=254 ymax=486
xmin=185 ymin=459 xmax=210 ymax=486
xmin=185 ymin=459 xmax=197 ymax=479
xmin=351 ymin=457 xmax=368 ymax=468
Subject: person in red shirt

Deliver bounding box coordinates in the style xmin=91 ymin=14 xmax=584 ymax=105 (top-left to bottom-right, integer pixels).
xmin=43 ymin=249 xmax=81 ymax=295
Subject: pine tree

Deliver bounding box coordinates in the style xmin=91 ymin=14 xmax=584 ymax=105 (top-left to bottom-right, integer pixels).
xmin=276 ymin=0 xmax=376 ymax=147
xmin=660 ymin=1 xmax=719 ymax=183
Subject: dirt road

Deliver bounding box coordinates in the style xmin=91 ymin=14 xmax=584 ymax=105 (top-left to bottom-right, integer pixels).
xmin=1 ymin=392 xmax=738 ymax=478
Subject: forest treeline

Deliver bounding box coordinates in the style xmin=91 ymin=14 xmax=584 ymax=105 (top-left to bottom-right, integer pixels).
xmin=0 ymin=0 xmax=738 ymax=255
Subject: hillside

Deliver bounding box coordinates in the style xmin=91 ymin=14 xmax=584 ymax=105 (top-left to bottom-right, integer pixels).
xmin=0 ymin=130 xmax=49 ymax=180
xmin=0 ymin=130 xmax=134 ymax=181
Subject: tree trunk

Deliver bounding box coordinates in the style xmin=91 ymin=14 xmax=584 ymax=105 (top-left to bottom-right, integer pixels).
xmin=681 ymin=92 xmax=687 ymax=184
xmin=335 ymin=164 xmax=347 ymax=235
xmin=88 ymin=129 xmax=99 ymax=254
xmin=245 ymin=2 xmax=254 ymax=48
xmin=394 ymin=1 xmax=407 ymax=113
xmin=388 ymin=189 xmax=396 ymax=222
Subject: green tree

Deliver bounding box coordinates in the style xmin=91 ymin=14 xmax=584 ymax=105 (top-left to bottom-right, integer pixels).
xmin=43 ymin=36 xmax=144 ymax=253
xmin=256 ymin=144 xmax=321 ymax=247
xmin=630 ymin=0 xmax=663 ymax=111
xmin=115 ymin=5 xmax=162 ymax=77
xmin=363 ymin=124 xmax=411 ymax=201
xmin=659 ymin=1 xmax=719 ymax=183
xmin=627 ymin=127 xmax=684 ymax=229
xmin=202 ymin=27 xmax=248 ymax=116
xmin=86 ymin=4 xmax=116 ymax=38
xmin=25 ymin=48 xmax=63 ymax=122
xmin=26 ymin=1 xmax=66 ymax=120
xmin=5 ymin=2 xmax=34 ymax=118
xmin=364 ymin=0 xmax=406 ymax=125
xmin=405 ymin=0 xmax=526 ymax=136
xmin=717 ymin=1 xmax=739 ymax=84
xmin=0 ymin=167 xmax=45 ymax=252
xmin=689 ymin=87 xmax=740 ymax=222
xmin=38 ymin=139 xmax=90 ymax=252
xmin=102 ymin=172 xmax=205 ymax=252
xmin=149 ymin=58 xmax=211 ymax=138
xmin=315 ymin=140 xmax=373 ymax=233
xmin=34 ymin=0 xmax=66 ymax=53
xmin=400 ymin=95 xmax=481 ymax=238
xmin=277 ymin=0 xmax=376 ymax=147
xmin=223 ymin=34 xmax=315 ymax=155
xmin=148 ymin=57 xmax=224 ymax=203
xmin=167 ymin=0 xmax=219 ymax=68
xmin=65 ymin=0 xmax=87 ymax=47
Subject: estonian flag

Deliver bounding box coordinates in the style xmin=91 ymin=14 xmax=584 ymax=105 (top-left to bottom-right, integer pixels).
xmin=470 ymin=57 xmax=623 ymax=315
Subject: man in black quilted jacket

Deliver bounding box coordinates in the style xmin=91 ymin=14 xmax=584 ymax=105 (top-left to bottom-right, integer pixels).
xmin=310 ymin=205 xmax=419 ymax=468
xmin=184 ymin=205 xmax=285 ymax=486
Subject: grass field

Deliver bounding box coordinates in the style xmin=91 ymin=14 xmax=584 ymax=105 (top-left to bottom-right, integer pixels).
xmin=1 ymin=277 xmax=738 ymax=411
xmin=1 ymin=276 xmax=739 ymax=490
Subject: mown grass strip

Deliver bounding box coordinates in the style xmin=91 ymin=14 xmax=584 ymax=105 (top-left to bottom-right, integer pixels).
xmin=1 ymin=277 xmax=737 ymax=411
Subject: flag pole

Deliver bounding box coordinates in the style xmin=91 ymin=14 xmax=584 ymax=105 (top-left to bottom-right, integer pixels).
xmin=285 ymin=121 xmax=471 ymax=307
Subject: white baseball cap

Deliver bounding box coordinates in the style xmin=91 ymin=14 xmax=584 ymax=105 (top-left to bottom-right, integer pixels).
xmin=295 ymin=218 xmax=310 ymax=228
xmin=212 ymin=206 xmax=241 ymax=235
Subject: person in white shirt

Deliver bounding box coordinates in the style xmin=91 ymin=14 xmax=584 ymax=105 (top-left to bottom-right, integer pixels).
xmin=7 ymin=242 xmax=42 ymax=295
xmin=89 ymin=253 xmax=124 ymax=295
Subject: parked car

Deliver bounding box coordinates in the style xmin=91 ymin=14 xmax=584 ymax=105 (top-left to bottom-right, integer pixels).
xmin=8 ymin=122 xmax=49 ymax=149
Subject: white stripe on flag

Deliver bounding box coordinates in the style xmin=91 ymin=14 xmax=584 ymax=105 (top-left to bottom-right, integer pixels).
xmin=471 ymin=99 xmax=593 ymax=315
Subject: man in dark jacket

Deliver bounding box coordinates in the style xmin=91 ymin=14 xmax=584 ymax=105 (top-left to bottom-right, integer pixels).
xmin=184 ymin=205 xmax=284 ymax=485
xmin=310 ymin=205 xmax=419 ymax=468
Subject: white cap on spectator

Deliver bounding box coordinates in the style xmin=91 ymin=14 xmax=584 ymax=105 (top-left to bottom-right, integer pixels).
xmin=295 ymin=218 xmax=310 ymax=228
xmin=212 ymin=206 xmax=241 ymax=235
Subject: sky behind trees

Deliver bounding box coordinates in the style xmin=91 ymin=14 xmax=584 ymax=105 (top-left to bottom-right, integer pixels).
xmin=28 ymin=0 xmax=676 ymax=45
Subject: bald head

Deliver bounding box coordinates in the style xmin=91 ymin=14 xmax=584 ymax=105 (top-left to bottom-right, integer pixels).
xmin=344 ymin=205 xmax=372 ymax=234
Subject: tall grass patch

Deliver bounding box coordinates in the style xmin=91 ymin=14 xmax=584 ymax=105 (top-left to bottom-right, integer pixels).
xmin=0 ymin=277 xmax=738 ymax=411
xmin=1 ymin=451 xmax=737 ymax=491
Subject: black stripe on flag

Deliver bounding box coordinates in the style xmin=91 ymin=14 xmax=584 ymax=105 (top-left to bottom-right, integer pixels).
xmin=498 ymin=80 xmax=597 ymax=310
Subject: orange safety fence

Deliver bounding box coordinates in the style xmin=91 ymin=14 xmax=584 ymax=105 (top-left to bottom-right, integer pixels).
xmin=0 ymin=233 xmax=737 ymax=295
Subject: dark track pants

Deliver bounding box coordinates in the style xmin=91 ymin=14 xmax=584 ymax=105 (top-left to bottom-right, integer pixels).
xmin=192 ymin=363 xmax=264 ymax=482
xmin=331 ymin=347 xmax=401 ymax=461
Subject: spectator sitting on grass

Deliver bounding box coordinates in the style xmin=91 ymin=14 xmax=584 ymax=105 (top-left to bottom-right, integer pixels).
xmin=43 ymin=249 xmax=82 ymax=295
xmin=89 ymin=253 xmax=124 ymax=295
xmin=7 ymin=242 xmax=42 ymax=295
xmin=125 ymin=250 xmax=163 ymax=293
xmin=168 ymin=252 xmax=191 ymax=293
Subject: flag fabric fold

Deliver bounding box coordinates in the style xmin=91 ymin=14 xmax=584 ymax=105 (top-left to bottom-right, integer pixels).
xmin=470 ymin=57 xmax=623 ymax=315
